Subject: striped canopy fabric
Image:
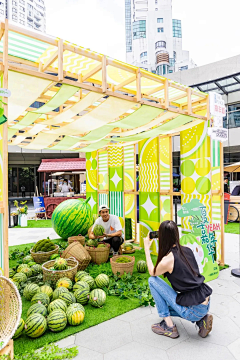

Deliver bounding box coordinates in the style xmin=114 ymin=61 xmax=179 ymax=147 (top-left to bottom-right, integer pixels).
xmin=1 ymin=22 xmax=209 ymax=152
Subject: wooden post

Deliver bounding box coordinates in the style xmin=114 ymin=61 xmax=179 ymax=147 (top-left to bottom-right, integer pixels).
xmin=136 ymin=69 xmax=141 ymax=102
xmin=102 ymin=55 xmax=107 ymax=93
xmin=187 ymin=88 xmax=192 ymax=115
xmin=58 ymin=38 xmax=63 ymax=81
xmin=3 ymin=19 xmax=9 ymax=277
xmin=169 ymin=136 xmax=173 ymax=220
xmin=164 ymin=78 xmax=169 ymax=109
xmin=220 ymin=142 xmax=225 ymax=265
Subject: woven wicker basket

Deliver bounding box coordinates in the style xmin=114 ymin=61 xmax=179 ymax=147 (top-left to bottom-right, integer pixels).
xmin=68 ymin=236 xmax=85 ymax=246
xmin=0 ymin=276 xmax=22 ymax=352
xmin=30 ymin=245 xmax=59 ymax=264
xmin=110 ymin=255 xmax=135 ymax=276
xmin=123 ymin=248 xmax=135 ymax=254
xmin=85 ymin=242 xmax=110 ymax=265
xmin=61 ymin=242 xmax=91 ymax=270
xmin=42 ymin=257 xmax=78 ymax=283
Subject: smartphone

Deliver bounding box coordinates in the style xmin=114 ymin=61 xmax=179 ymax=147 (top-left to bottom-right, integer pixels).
xmin=149 ymin=231 xmax=159 ymax=239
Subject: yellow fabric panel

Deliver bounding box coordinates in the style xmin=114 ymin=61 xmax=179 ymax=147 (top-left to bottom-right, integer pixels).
xmin=42 ymin=92 xmax=103 ymax=126
xmin=22 ymin=133 xmax=58 ymax=150
xmin=8 ymin=71 xmax=52 ymax=122
xmin=50 ymin=97 xmax=134 ymax=136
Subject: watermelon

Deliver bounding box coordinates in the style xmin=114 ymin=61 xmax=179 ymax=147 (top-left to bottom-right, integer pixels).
xmin=50 ymin=254 xmax=60 ymax=260
xmin=28 ymin=262 xmax=37 ymax=267
xmin=39 ymin=285 xmax=53 ymax=299
xmin=95 ymin=274 xmax=109 ymax=289
xmin=27 ymin=303 xmax=48 ymax=317
xmin=51 ymin=198 xmax=93 ymax=239
xmin=31 ymin=264 xmax=42 ymax=275
xmin=31 ymin=293 xmax=50 ymax=307
xmin=19 ymin=267 xmax=32 ymax=278
xmin=74 ymin=288 xmax=90 ymax=305
xmin=75 ymin=271 xmax=88 ymax=283
xmin=124 ymin=243 xmax=133 ymax=251
xmin=73 ymin=281 xmax=90 ymax=293
xmin=137 ymin=260 xmax=147 ymax=273
xmin=93 ymin=224 xmax=105 ymax=237
xmin=47 ymin=309 xmax=67 ymax=332
xmin=56 ymin=277 xmax=73 ymax=290
xmin=89 ymin=289 xmax=106 ymax=308
xmin=17 ymin=264 xmax=29 ymax=273
xmin=23 ymin=255 xmax=34 ymax=264
xmin=52 ymin=287 xmax=69 ymax=301
xmin=48 ymin=299 xmax=67 ymax=314
xmin=13 ymin=281 xmax=20 ymax=289
xmin=13 ymin=318 xmax=25 ymax=339
xmin=25 ymin=313 xmax=47 ymax=338
xmin=97 ymin=244 xmax=106 ymax=248
xmin=13 ymin=272 xmax=27 ymax=283
xmin=80 ymin=275 xmax=95 ymax=290
xmin=54 ymin=258 xmax=68 ymax=270
xmin=86 ymin=239 xmax=98 ymax=247
xmin=23 ymin=283 xmax=40 ymax=301
xmin=59 ymin=292 xmax=76 ymax=306
xmin=66 ymin=303 xmax=85 ymax=326
xmin=9 ymin=268 xmax=15 ymax=278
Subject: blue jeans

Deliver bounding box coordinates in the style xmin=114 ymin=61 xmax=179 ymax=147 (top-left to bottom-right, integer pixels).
xmin=148 ymin=276 xmax=210 ymax=323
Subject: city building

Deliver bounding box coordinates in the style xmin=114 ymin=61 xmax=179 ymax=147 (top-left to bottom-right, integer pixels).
xmin=0 ymin=0 xmax=46 ymax=32
xmin=166 ymin=54 xmax=240 ymax=178
xmin=125 ymin=0 xmax=196 ymax=75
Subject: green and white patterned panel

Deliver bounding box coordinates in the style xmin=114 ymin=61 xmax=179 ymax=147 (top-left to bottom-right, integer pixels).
xmin=99 ymin=193 xmax=109 ymax=208
xmin=109 ymin=191 xmax=124 ymax=236
xmin=124 ymin=145 xmax=135 ymax=190
xmin=109 ymin=147 xmax=123 ymax=192
xmin=98 ymin=151 xmax=108 ymax=190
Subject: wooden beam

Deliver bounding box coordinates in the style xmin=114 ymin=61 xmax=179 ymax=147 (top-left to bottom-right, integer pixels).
xmin=42 ymin=50 xmax=58 ymax=72
xmin=113 ymin=75 xmax=136 ymax=92
xmin=169 ymin=93 xmax=187 ymax=102
xmin=102 ymin=55 xmax=107 ymax=93
xmin=164 ymin=78 xmax=169 ymax=109
xmin=140 ymin=70 xmax=165 ymax=84
xmin=136 ymin=68 xmax=141 ymax=102
xmin=58 ymin=39 xmax=63 ymax=81
xmin=64 ymin=42 xmax=103 ymax=62
xmin=144 ymin=84 xmax=165 ymax=96
xmin=187 ymin=87 xmax=192 ymax=115
xmin=81 ymin=63 xmax=102 ymax=83
xmin=0 ymin=22 xmax=5 ymax=41
xmin=107 ymin=58 xmax=136 ymax=74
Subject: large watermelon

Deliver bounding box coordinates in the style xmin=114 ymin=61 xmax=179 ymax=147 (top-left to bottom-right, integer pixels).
xmin=56 ymin=277 xmax=73 ymax=290
xmin=74 ymin=288 xmax=90 ymax=305
xmin=66 ymin=303 xmax=85 ymax=326
xmin=52 ymin=287 xmax=69 ymax=301
xmin=47 ymin=309 xmax=67 ymax=332
xmin=25 ymin=314 xmax=47 ymax=338
xmin=58 ymin=292 xmax=76 ymax=306
xmin=75 ymin=271 xmax=88 ymax=283
xmin=73 ymin=281 xmax=90 ymax=293
xmin=51 ymin=198 xmax=93 ymax=239
xmin=13 ymin=318 xmax=25 ymax=339
xmin=54 ymin=258 xmax=68 ymax=271
xmin=39 ymin=285 xmax=53 ymax=299
xmin=23 ymin=283 xmax=40 ymax=301
xmin=93 ymin=224 xmax=105 ymax=237
xmin=95 ymin=274 xmax=109 ymax=289
xmin=89 ymin=289 xmax=106 ymax=308
xmin=31 ymin=293 xmax=50 ymax=307
xmin=80 ymin=275 xmax=95 ymax=290
xmin=17 ymin=264 xmax=29 ymax=273
xmin=48 ymin=299 xmax=67 ymax=314
xmin=136 ymin=260 xmax=147 ymax=273
xmin=13 ymin=272 xmax=27 ymax=283
xmin=27 ymin=303 xmax=48 ymax=318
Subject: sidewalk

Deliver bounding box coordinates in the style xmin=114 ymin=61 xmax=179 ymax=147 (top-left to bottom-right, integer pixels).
xmin=9 ymin=229 xmax=240 ymax=359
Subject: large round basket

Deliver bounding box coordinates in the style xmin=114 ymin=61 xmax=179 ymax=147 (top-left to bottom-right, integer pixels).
xmin=85 ymin=242 xmax=110 ymax=265
xmin=30 ymin=245 xmax=59 ymax=264
xmin=110 ymin=255 xmax=135 ymax=276
xmin=42 ymin=257 xmax=78 ymax=284
xmin=0 ymin=276 xmax=22 ymax=352
xmin=68 ymin=235 xmax=85 ymax=246
xmin=61 ymin=242 xmax=91 ymax=270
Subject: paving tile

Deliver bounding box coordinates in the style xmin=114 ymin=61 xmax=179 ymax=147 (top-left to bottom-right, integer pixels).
xmin=55 ymin=335 xmax=76 ymax=348
xmin=130 ymin=314 xmax=189 ymax=350
xmin=180 ymin=315 xmax=240 ymax=346
xmin=231 ymin=310 xmax=240 ymax=329
xmin=167 ymin=339 xmax=236 ymax=360
xmin=75 ymin=319 xmax=132 ymax=354
xmin=116 ymin=306 xmax=151 ymax=323
xmin=228 ymin=338 xmax=240 ymax=360
xmin=69 ymin=346 xmax=103 ymax=360
xmin=104 ymin=341 xmax=168 ymax=360
xmin=209 ymin=293 xmax=240 ymax=319
xmin=233 ymin=277 xmax=240 ymax=287
xmin=233 ymin=293 xmax=240 ymax=304
xmin=208 ymin=278 xmax=240 ymax=296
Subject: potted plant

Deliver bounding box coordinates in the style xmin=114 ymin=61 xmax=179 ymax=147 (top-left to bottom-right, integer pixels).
xmin=14 ymin=200 xmax=28 ymax=227
xmin=11 ymin=211 xmax=18 ymax=227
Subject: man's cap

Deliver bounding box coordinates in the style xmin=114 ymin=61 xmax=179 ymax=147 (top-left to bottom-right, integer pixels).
xmin=99 ymin=204 xmax=110 ymax=212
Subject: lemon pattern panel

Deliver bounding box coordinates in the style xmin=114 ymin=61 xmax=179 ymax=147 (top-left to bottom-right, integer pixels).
xmin=139 ymin=137 xmax=159 ymax=192
xmin=160 ymin=196 xmax=171 ymax=223
xmin=159 ymin=137 xmax=170 ymax=191
xmin=124 ymin=145 xmax=135 ymax=191
xmin=98 ymin=151 xmax=108 ymax=190
xmin=109 ymin=147 xmax=123 ymax=192
xmin=139 ymin=191 xmax=160 ymax=247
xmin=125 ymin=194 xmax=136 ymax=240
xmin=139 ymin=220 xmax=159 ymax=256
xmin=86 ymin=151 xmax=98 ymax=192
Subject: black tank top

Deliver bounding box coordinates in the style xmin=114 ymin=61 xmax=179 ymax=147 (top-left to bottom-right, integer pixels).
xmin=165 ymin=246 xmax=212 ymax=306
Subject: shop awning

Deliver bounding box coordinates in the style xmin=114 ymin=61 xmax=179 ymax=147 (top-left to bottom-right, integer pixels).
xmin=0 ymin=22 xmax=209 ymax=152
xmin=38 ymin=158 xmax=86 ymax=173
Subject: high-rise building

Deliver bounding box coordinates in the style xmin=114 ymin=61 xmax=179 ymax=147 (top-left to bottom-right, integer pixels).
xmin=0 ymin=0 xmax=46 ymax=33
xmin=125 ymin=0 xmax=196 ymax=75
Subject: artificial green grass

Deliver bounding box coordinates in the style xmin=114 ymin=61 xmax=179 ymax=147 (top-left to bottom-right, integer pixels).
xmin=14 ymin=220 xmax=53 ymax=228
xmin=11 ymin=248 xmax=156 ymax=355
xmin=225 ymin=222 xmax=240 ymax=234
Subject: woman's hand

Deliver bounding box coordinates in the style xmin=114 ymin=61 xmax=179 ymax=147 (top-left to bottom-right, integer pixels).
xmin=144 ymin=233 xmax=153 ymax=251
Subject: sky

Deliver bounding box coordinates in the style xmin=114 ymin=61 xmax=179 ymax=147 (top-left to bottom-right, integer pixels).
xmin=46 ymin=0 xmax=240 ymax=67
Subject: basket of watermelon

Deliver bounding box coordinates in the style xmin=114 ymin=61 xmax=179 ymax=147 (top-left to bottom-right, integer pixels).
xmin=68 ymin=235 xmax=85 ymax=246
xmin=110 ymin=255 xmax=135 ymax=276
xmin=85 ymin=240 xmax=110 ymax=265
xmin=61 ymin=242 xmax=91 ymax=271
xmin=30 ymin=238 xmax=59 ymax=264
xmin=42 ymin=257 xmax=78 ymax=284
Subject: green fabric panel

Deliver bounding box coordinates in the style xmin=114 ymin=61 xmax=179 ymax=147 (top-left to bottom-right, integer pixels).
xmin=109 ymin=105 xmax=164 ymax=129
xmin=8 ymin=128 xmax=18 ymax=140
xmin=50 ymin=136 xmax=80 ymax=150
xmin=33 ymin=85 xmax=79 ymax=114
xmin=11 ymin=113 xmax=40 ymax=129
xmin=80 ymin=139 xmax=110 ymax=152
xmin=81 ymin=125 xmax=113 ymax=141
